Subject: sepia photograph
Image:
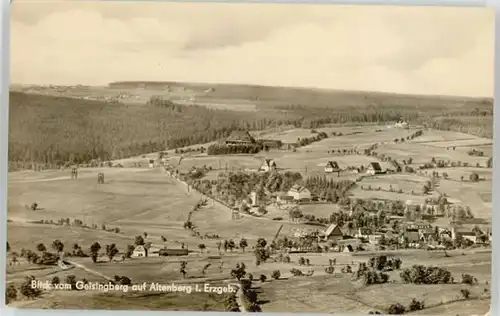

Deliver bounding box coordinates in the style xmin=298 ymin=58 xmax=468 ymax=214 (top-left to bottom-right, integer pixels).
xmin=5 ymin=1 xmax=495 ymax=314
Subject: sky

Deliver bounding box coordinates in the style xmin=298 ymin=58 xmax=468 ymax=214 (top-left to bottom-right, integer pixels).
xmin=10 ymin=0 xmax=495 ymax=97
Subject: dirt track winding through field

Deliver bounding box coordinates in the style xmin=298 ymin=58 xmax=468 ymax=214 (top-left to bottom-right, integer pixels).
xmin=67 ymin=260 xmax=114 ymax=282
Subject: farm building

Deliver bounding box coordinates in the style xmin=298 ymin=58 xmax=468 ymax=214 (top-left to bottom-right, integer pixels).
xmin=132 ymin=245 xmax=147 ymax=258
xmin=277 ymin=194 xmax=294 ymax=204
xmin=259 ymin=139 xmax=283 ymax=149
xmin=337 ymin=239 xmax=361 ymax=251
xmin=401 ymin=229 xmax=420 ymax=245
xmin=159 ymin=249 xmax=189 ymax=256
xmin=225 ymin=130 xmax=256 ymax=146
xmin=366 ymin=162 xmax=385 ymax=175
xmin=355 ymin=228 xmax=372 ymax=239
xmin=451 ymin=227 xmax=478 ymax=243
xmin=287 ymin=184 xmax=311 ymax=202
xmin=323 ymin=224 xmax=344 ymax=242
xmin=259 ymin=159 xmax=277 ymax=172
xmin=406 ymin=220 xmax=432 ymax=231
xmin=394 ymin=118 xmax=409 ymax=128
xmin=324 ymin=161 xmax=341 ymax=174
xmin=419 ymin=230 xmax=437 ymax=244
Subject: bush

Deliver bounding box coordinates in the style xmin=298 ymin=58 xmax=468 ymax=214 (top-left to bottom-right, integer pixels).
xmin=20 ymin=276 xmax=42 ymax=298
xmin=290 ymin=268 xmax=304 ymax=276
xmin=271 ymin=270 xmax=281 ymax=280
xmin=469 ymin=172 xmax=480 ymax=182
xmin=408 ymin=298 xmax=425 ymax=311
xmin=51 ymin=276 xmax=60 ymax=285
xmin=65 ymin=275 xmax=77 ymax=290
xmin=298 ymin=257 xmax=306 ymax=265
xmin=224 ymin=293 xmax=240 ymax=312
xmin=260 ymin=274 xmax=267 ymax=282
xmin=387 ymin=303 xmax=406 ymax=314
xmin=460 ymin=288 xmax=471 ymax=299
xmin=364 ymin=271 xmax=390 ymax=285
xmin=114 ymin=275 xmax=132 ymax=285
xmin=400 ymin=265 xmax=452 ymax=284
xmin=5 ymin=283 xmax=17 ymax=304
xmin=461 ymin=274 xmax=477 ymax=285
xmin=240 ymin=279 xmax=252 ymax=291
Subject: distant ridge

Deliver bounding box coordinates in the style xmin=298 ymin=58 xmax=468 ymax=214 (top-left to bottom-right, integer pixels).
xmin=107 ymin=81 xmax=492 ymax=101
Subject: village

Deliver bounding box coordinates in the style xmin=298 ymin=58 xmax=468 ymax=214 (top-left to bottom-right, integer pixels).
xmin=5 ymin=3 xmax=494 ymax=312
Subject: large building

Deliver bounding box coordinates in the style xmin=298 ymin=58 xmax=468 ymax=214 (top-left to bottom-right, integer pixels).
xmin=287 ymin=184 xmax=312 ymax=202
xmin=225 ymin=130 xmax=256 ymax=146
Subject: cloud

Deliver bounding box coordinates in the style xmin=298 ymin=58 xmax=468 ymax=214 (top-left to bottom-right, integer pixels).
xmin=10 ymin=2 xmax=494 ymax=97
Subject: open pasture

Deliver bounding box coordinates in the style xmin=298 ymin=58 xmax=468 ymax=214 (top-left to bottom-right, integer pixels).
xmin=7 ymin=287 xmax=229 ymax=311
xmin=299 ymin=203 xmax=340 ymax=218
xmin=261 ymin=150 xmax=381 ymax=173
xmin=375 ymin=142 xmax=489 ymax=166
xmin=6 ymin=222 xmax=135 ymax=256
xmin=7 ymin=167 xmax=217 ymax=250
xmin=439 ymin=178 xmax=492 ymax=220
xmin=409 ymin=130 xmax=487 ymax=143
xmin=174 ymin=154 xmax=262 ymax=174
xmin=259 ymin=249 xmax=491 ymax=314
xmin=355 ymin=174 xmax=430 ymax=195
xmin=437 ymin=167 xmax=492 ymax=182
xmin=349 ymin=187 xmax=431 ymax=204
xmin=416 ymin=138 xmax=493 ymax=149
xmin=8 ymin=168 xmax=190 ymax=224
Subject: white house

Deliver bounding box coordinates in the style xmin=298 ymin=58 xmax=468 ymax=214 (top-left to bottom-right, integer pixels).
xmin=249 ymin=191 xmax=258 ymax=207
xmin=132 ymin=245 xmax=147 ymax=258
xmin=259 ymin=159 xmax=277 ymax=172
xmin=287 ymin=184 xmax=311 ymax=201
xmin=366 ymin=162 xmax=384 ymax=175
xmin=394 ymin=119 xmax=409 ymax=128
xmin=325 ymin=161 xmax=341 ymax=174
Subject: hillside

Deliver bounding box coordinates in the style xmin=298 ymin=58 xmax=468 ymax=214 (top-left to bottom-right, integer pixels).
xmin=8 ymin=86 xmax=493 ymax=170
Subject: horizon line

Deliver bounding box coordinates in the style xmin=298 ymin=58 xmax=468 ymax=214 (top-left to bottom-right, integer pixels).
xmin=9 ymin=81 xmax=494 ymax=100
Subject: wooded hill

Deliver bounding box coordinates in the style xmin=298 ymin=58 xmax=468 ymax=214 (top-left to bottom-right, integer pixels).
xmin=8 ymin=88 xmax=493 ymax=170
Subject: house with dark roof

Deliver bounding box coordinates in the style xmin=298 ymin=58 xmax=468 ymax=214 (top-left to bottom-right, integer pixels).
xmin=323 ymin=224 xmax=344 ymax=242
xmin=259 ymin=159 xmax=277 ymax=172
xmin=325 ymin=161 xmax=341 ymax=174
xmin=366 ymin=162 xmax=385 ymax=175
xmin=225 ymin=130 xmax=256 ymax=146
